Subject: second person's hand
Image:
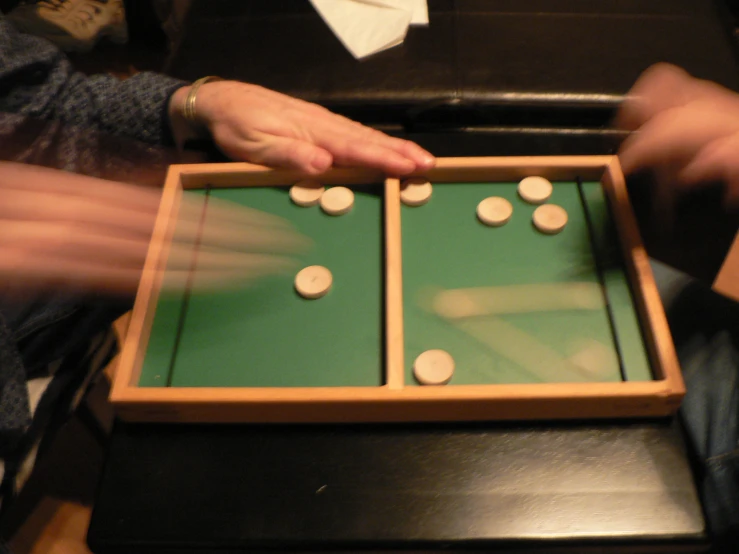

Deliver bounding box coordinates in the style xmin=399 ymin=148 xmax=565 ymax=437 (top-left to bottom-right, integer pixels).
xmin=617 ymin=63 xmax=739 ymax=204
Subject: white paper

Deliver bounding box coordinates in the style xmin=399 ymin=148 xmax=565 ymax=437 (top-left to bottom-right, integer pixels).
xmin=310 ymin=0 xmax=412 ymax=59
xmin=373 ymin=0 xmax=428 ymax=25
xmin=410 ymin=0 xmax=429 ymax=25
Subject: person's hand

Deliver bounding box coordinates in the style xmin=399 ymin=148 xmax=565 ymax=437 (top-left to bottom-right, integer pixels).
xmin=169 ymin=81 xmax=436 ymax=175
xmin=615 ymin=63 xmax=739 ymax=282
xmin=0 ymin=162 xmax=307 ymax=295
xmin=617 ymin=63 xmax=739 ymax=204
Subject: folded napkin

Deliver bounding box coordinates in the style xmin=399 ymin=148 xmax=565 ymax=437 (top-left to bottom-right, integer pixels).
xmin=310 ymin=0 xmax=428 ymax=60
xmin=380 ymin=0 xmax=428 ymax=25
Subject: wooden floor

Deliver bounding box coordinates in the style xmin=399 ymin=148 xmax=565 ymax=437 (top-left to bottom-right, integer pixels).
xmin=0 ymin=6 xmax=168 ymax=552
xmin=4 ymin=407 xmax=107 ymax=554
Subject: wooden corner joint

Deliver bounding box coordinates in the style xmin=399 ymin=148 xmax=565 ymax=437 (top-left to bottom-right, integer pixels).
xmin=713 ymin=230 xmax=739 ymax=303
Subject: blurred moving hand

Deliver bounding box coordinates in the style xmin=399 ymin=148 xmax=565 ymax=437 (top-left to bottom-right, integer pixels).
xmin=617 ymin=62 xmax=739 ymax=205
xmin=0 ymin=162 xmax=307 ymax=295
xmin=169 ymin=81 xmax=436 ymax=175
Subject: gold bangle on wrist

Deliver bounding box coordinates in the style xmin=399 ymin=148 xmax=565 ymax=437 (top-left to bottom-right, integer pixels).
xmin=182 ymin=75 xmax=223 ymax=124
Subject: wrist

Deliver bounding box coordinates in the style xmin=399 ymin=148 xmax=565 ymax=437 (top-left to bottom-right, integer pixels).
xmin=168 ymin=85 xmax=199 ymax=147
xmin=167 ymin=76 xmax=223 ymax=147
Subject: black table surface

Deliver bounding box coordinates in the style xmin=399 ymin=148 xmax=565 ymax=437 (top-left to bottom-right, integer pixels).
xmin=167 ymin=0 xmax=739 ymax=124
xmin=86 ymin=129 xmax=710 ymax=554
xmin=78 ymin=2 xmax=739 ymax=543
xmin=88 ymin=419 xmax=705 ymax=554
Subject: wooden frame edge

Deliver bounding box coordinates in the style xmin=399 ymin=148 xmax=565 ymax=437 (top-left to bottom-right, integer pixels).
xmin=603 ymin=158 xmax=684 ymax=403
xmin=385 ymin=178 xmax=405 ymax=390
xmin=713 ymin=231 xmax=739 ymax=302
xmin=171 ymin=156 xmax=614 ymax=190
xmin=110 ymin=166 xmax=184 ymax=402
xmin=112 ymin=379 xmax=679 ymax=423
xmin=113 ymin=379 xmax=673 ymax=401
xmin=175 ymin=162 xmax=385 ymax=189
xmin=112 ymin=156 xmax=686 ymax=422
xmin=421 ymin=155 xmax=612 ymax=182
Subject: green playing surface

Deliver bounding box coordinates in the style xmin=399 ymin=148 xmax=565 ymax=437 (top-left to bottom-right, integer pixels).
xmin=139 ymin=185 xmax=384 ymax=388
xmin=401 ymin=181 xmax=652 ymax=385
xmin=138 ymin=180 xmax=652 ymax=389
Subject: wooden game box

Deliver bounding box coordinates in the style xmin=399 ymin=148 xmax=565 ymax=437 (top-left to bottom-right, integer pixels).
xmin=110 ymin=156 xmax=685 ymax=423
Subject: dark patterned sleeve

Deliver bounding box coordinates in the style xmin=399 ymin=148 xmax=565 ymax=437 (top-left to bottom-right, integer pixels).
xmin=0 ymin=16 xmax=187 ymax=145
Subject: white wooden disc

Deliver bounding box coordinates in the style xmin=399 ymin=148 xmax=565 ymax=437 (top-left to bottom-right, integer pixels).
xmin=413 ymin=349 xmax=455 ymax=385
xmin=400 ymin=178 xmax=432 ymax=206
xmin=320 ymin=186 xmax=354 ymax=216
xmin=518 ymin=176 xmax=553 ymax=204
xmin=533 ymin=204 xmax=568 ymax=234
xmin=290 ymin=180 xmax=325 ymax=207
xmin=476 ymin=197 xmax=513 ymax=227
xmin=294 ymin=265 xmax=332 ymax=299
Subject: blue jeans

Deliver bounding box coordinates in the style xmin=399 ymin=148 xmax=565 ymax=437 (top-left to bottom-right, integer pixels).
xmin=653 ymin=261 xmax=739 ymax=550
xmin=0 ymin=290 xmax=129 ymax=377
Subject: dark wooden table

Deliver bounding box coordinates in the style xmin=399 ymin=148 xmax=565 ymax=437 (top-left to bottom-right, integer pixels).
xmin=166 ymin=0 xmax=739 ymax=122
xmin=81 ymin=127 xmax=708 ymax=554
xmin=89 ymin=419 xmax=705 ymax=553
xmin=8 ymin=1 xmax=736 ymax=546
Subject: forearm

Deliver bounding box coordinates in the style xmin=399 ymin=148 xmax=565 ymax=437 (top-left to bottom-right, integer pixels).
xmin=52 ymin=71 xmax=186 ymax=144
xmin=0 ymin=16 xmax=186 ymax=145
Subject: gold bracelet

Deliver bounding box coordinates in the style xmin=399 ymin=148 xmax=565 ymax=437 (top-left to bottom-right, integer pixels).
xmin=183 ymin=76 xmax=223 ymax=124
